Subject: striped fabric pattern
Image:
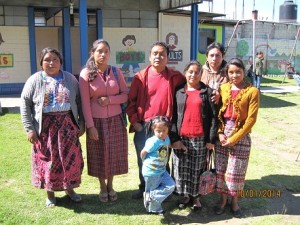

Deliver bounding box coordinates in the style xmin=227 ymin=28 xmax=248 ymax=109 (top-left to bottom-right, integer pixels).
xmin=86 ymin=114 xmax=128 ymax=179
xmin=172 ymin=136 xmax=207 ymax=197
xmin=215 ymin=134 xmax=251 ymax=196
xmin=31 ymin=112 xmax=84 ymax=191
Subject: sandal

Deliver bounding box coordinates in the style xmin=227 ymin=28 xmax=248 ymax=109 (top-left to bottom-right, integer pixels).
xmin=65 ymin=190 xmax=82 ymax=202
xmin=108 ymin=190 xmax=118 ymax=202
xmin=99 ymin=191 xmax=109 ymax=203
xmin=46 ymin=198 xmax=56 ymax=208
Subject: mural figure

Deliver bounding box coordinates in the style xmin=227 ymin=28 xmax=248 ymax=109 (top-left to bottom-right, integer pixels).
xmin=166 ymin=32 xmax=183 ymax=65
xmin=120 ymin=35 xmax=140 ymax=75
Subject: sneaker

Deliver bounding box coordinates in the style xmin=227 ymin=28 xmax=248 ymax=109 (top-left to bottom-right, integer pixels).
xmin=132 ymin=189 xmax=143 ymax=199
xmin=148 ymin=210 xmax=165 ymax=216
xmin=143 ymin=192 xmax=151 ymax=209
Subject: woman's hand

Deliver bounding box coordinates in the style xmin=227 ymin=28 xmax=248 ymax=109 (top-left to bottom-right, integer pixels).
xmin=87 ymin=126 xmax=99 ymax=140
xmin=219 ymin=133 xmax=234 ymax=147
xmin=219 ymin=133 xmax=227 ymax=145
xmin=98 ymin=97 xmax=110 ymax=106
xmin=211 ymin=90 xmax=220 ymax=104
xmin=206 ymin=143 xmax=215 ymax=150
xmin=221 ymin=139 xmax=233 ymax=147
xmin=27 ymin=131 xmax=38 ymax=144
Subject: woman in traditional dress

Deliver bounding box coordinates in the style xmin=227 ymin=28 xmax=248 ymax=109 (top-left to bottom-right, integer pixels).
xmin=214 ymin=58 xmax=260 ymax=217
xmin=20 ymin=47 xmax=85 ymax=207
xmin=79 ymin=39 xmax=128 ymax=203
xmin=171 ymin=60 xmax=218 ymax=211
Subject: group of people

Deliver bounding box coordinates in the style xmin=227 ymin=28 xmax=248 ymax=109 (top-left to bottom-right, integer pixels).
xmin=20 ymin=40 xmax=260 ymax=219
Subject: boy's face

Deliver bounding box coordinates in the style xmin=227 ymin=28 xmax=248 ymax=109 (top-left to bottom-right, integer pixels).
xmin=153 ymin=122 xmax=169 ymax=141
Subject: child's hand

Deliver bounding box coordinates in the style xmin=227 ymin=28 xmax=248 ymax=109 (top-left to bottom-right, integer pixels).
xmin=140 ymin=149 xmax=147 ymax=161
xmin=171 ymin=141 xmax=188 ymax=154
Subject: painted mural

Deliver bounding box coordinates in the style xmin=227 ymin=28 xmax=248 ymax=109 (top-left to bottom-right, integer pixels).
xmin=236 ymin=38 xmax=300 ymax=75
xmin=166 ymin=32 xmax=183 ymax=67
xmin=116 ymin=34 xmax=145 ymax=87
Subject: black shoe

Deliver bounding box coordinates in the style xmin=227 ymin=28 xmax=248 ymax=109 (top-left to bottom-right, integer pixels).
xmin=214 ymin=206 xmax=225 ymax=215
xmin=192 ymin=205 xmax=202 ymax=211
xmin=178 ymin=197 xmax=191 ymax=210
xmin=132 ymin=189 xmax=143 ymax=199
xmin=231 ymin=208 xmax=243 ymax=218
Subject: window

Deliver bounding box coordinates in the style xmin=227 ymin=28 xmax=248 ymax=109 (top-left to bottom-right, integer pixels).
xmin=198 ymin=28 xmax=216 ymax=54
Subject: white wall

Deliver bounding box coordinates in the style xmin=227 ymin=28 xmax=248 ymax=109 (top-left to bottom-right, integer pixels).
xmin=0 ymin=26 xmax=30 ymax=83
xmin=159 ymin=13 xmax=191 ymax=73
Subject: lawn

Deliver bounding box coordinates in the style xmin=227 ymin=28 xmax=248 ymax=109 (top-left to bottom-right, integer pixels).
xmin=0 ymin=76 xmax=299 ymax=225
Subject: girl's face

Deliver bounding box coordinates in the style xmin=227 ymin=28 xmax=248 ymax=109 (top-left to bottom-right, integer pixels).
xmin=93 ymin=42 xmax=110 ymax=66
xmin=42 ymin=52 xmax=61 ymax=76
xmin=228 ymin=64 xmax=245 ymax=86
xmin=185 ymin=64 xmax=201 ymax=87
xmin=153 ymin=122 xmax=169 ymax=141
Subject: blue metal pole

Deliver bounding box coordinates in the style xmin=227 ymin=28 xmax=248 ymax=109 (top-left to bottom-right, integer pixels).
xmin=62 ymin=8 xmax=72 ymax=72
xmin=96 ymin=9 xmax=103 ymax=39
xmin=79 ymin=0 xmax=88 ymax=67
xmin=28 ymin=7 xmax=37 ymax=74
xmin=190 ymin=3 xmax=198 ymax=60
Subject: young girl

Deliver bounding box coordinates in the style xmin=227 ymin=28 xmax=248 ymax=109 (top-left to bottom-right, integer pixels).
xmin=140 ymin=116 xmax=175 ymax=216
xmin=214 ymin=58 xmax=260 ymax=217
xmin=171 ymin=60 xmax=218 ymax=211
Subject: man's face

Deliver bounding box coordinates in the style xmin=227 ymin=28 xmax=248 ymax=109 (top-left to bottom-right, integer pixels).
xmin=207 ymin=47 xmax=223 ymax=70
xmin=149 ymin=45 xmax=168 ymax=72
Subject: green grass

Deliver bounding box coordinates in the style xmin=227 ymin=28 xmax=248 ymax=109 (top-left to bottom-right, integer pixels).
xmin=0 ymin=77 xmax=299 ymax=225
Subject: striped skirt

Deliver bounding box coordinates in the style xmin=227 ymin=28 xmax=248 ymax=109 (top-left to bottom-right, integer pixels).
xmin=86 ymin=114 xmax=128 ymax=179
xmin=32 ymin=111 xmax=84 ymax=191
xmin=215 ymin=134 xmax=251 ymax=196
xmin=172 ymin=136 xmax=207 ymax=197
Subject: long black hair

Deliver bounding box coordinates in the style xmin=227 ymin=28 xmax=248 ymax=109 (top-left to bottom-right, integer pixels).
xmin=86 ymin=39 xmax=110 ymax=81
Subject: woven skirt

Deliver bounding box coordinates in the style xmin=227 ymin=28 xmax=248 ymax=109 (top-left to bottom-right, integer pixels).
xmin=215 ymin=134 xmax=251 ymax=196
xmin=31 ymin=111 xmax=84 ymax=191
xmin=86 ymin=114 xmax=128 ymax=179
xmin=172 ymin=136 xmax=206 ymax=197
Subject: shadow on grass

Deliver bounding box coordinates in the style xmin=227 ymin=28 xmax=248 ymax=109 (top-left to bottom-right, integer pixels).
xmin=161 ymin=175 xmax=300 ymax=224
xmin=51 ymin=175 xmax=299 ymax=224
xmin=260 ymin=94 xmax=297 ymax=108
xmin=54 ymin=190 xmax=147 ymax=215
xmin=0 ymin=107 xmax=20 ymax=114
xmin=262 ymin=76 xmax=285 ymax=85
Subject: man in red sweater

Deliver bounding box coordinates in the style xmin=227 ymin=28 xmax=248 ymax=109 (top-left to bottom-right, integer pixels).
xmin=126 ymin=42 xmax=186 ymax=199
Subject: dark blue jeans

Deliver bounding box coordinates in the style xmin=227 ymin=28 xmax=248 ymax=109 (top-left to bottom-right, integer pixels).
xmin=252 ymin=74 xmax=262 ymax=89
xmin=133 ymin=123 xmax=148 ymax=191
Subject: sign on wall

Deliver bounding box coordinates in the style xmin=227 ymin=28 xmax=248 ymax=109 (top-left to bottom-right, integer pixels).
xmin=0 ymin=54 xmax=13 ymax=67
